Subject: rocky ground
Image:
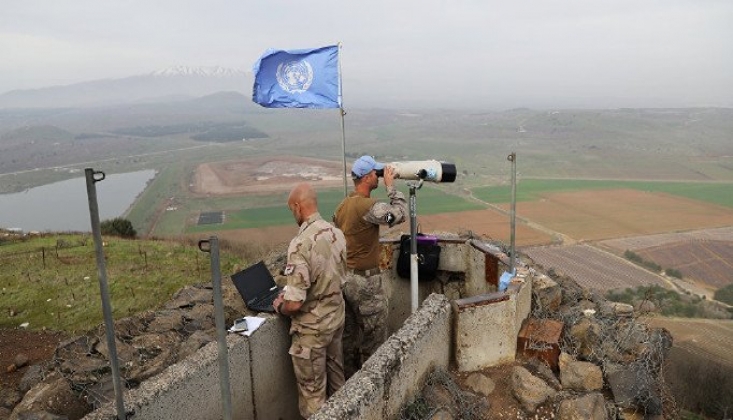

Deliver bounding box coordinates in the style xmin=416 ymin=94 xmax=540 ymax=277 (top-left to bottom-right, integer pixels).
xmin=1 ymin=252 xmax=677 ymax=420
xmin=0 ymin=329 xmax=67 ymax=417
xmin=0 ymin=328 xmax=555 ymax=420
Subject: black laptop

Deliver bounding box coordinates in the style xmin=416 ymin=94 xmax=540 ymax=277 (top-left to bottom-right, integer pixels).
xmin=230 ymin=261 xmax=282 ymax=313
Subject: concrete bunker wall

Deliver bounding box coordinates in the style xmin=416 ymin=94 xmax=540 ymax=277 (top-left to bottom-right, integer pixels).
xmin=382 ymin=238 xmax=505 ymax=335
xmin=82 ymin=317 xmax=299 ymax=420
xmin=313 ymin=239 xmax=532 ymax=419
xmin=83 ymin=238 xmax=525 ymax=420
xmin=312 ymin=293 xmax=453 ymax=420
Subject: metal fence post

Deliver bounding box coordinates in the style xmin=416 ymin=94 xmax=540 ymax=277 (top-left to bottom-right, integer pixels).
xmin=84 ymin=168 xmax=126 ymax=420
xmin=198 ymin=237 xmax=232 ymax=420
xmin=507 ymin=153 xmax=517 ymax=273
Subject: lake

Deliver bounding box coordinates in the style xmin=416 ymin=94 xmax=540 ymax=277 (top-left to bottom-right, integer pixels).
xmin=0 ymin=169 xmax=156 ymax=233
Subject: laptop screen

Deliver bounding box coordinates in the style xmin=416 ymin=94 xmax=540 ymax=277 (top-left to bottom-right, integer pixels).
xmin=230 ymin=261 xmax=277 ymax=300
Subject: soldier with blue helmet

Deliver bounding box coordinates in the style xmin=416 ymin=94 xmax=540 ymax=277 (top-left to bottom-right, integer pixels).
xmin=333 ymin=155 xmax=407 ymax=378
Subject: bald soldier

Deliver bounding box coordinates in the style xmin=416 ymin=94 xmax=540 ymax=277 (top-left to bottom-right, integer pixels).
xmin=273 ymin=182 xmax=347 ymax=418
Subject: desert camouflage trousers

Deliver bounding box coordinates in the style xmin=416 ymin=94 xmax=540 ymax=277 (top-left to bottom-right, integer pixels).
xmin=290 ymin=325 xmax=345 ymax=418
xmin=342 ymin=271 xmax=388 ymax=379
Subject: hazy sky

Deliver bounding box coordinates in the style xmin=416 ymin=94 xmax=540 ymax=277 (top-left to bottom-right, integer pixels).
xmin=1 ymin=0 xmax=731 ymax=109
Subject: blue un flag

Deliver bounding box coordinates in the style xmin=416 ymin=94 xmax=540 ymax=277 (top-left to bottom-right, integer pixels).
xmin=252 ymin=45 xmax=341 ymax=109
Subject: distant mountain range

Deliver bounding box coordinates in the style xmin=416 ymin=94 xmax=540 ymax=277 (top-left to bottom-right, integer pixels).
xmin=0 ymin=66 xmax=253 ymax=109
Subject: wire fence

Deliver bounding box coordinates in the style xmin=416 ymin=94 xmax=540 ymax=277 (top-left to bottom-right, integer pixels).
xmin=398 ymin=255 xmax=681 ymax=419
xmin=51 ymin=283 xmax=227 ymax=411
xmin=399 ymin=369 xmax=489 ymax=420
xmin=527 ymin=268 xmax=678 ymax=419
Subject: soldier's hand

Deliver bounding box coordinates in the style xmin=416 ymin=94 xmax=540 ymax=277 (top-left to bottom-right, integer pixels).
xmin=383 ymin=166 xmax=396 ymax=188
xmin=273 ymin=294 xmax=284 ymax=314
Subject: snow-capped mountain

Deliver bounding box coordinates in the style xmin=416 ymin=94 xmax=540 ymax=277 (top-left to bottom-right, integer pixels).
xmin=0 ymin=66 xmax=253 ymax=109
xmin=150 ymin=66 xmax=247 ymax=78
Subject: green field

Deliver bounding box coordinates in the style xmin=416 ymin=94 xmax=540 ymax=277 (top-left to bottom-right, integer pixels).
xmin=472 ymin=179 xmax=733 ymax=208
xmin=148 ymin=173 xmax=733 ymax=237
xmin=183 ymin=184 xmax=485 ymax=233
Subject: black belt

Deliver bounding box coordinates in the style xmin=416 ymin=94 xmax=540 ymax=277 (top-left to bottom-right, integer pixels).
xmin=349 ymin=267 xmax=381 ymax=277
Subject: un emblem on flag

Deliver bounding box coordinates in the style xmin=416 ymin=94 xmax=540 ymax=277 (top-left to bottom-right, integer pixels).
xmin=276 ymin=60 xmax=314 ymax=93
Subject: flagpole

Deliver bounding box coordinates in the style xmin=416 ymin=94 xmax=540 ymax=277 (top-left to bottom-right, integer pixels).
xmin=340 ymin=109 xmax=347 ymax=197
xmin=337 ymin=42 xmax=348 ymax=197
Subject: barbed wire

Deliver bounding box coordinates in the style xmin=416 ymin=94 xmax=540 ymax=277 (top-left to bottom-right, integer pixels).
xmin=527 ymin=265 xmax=679 ymax=419
xmin=50 ymin=284 xmax=231 ymax=410
xmin=399 ymin=369 xmax=488 ymax=420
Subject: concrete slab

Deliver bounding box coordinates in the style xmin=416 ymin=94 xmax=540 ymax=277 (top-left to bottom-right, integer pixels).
xmin=454 ymin=292 xmax=517 ymax=371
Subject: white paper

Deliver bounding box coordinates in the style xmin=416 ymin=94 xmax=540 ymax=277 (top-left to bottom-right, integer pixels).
xmin=228 ymin=316 xmax=267 ymax=337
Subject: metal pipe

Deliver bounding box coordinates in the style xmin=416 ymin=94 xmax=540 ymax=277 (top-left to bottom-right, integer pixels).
xmin=340 ymin=108 xmax=348 ymax=197
xmin=198 ymin=237 xmax=232 ymax=420
xmin=408 ymin=180 xmax=423 ymax=313
xmin=337 ymin=42 xmax=348 ymax=198
xmin=84 ymin=168 xmax=126 ymax=420
xmin=507 ymin=153 xmax=517 ymax=273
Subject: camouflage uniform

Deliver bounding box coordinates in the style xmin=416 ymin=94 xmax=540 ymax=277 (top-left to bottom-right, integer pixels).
xmin=334 ymin=185 xmax=407 ymax=377
xmin=282 ymin=212 xmax=347 ymax=418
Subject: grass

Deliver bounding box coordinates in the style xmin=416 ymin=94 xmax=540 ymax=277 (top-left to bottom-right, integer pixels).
xmin=472 ymin=179 xmax=733 ymax=207
xmin=0 ymin=233 xmax=249 ymax=333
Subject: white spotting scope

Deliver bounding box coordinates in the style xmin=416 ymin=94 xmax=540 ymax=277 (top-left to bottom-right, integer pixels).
xmin=376 ymin=160 xmax=457 ymax=183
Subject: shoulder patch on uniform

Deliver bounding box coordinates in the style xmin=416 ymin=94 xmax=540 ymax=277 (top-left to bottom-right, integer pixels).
xmin=385 ymin=212 xmax=395 ymax=225
xmin=283 ymin=264 xmax=295 ymax=276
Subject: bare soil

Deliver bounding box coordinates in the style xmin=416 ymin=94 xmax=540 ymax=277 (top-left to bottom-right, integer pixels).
xmin=451 ymin=363 xmax=557 ymax=419
xmin=191 ymin=155 xmax=344 ymax=195
xmin=0 ymin=328 xmax=67 ymax=391
xmin=506 ymin=189 xmax=733 ymax=242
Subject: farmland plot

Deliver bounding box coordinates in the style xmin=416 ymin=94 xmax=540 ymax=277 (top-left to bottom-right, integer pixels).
xmin=599 ymin=226 xmax=733 ymax=251
xmin=508 ymin=189 xmax=733 ymax=241
xmin=523 ymin=244 xmax=668 ymax=292
xmin=645 ymin=317 xmax=733 ymax=368
xmin=636 ymin=240 xmax=733 ymax=289
xmin=599 ymin=227 xmax=733 ymax=290
xmin=207 ymin=208 xmax=554 ymax=249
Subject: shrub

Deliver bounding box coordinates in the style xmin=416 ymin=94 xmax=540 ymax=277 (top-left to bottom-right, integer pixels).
xmin=714 ymin=283 xmax=733 ymax=306
xmin=623 ymin=249 xmax=673 ymax=275
xmin=624 ymin=249 xmax=642 ymax=263
xmin=605 ymin=284 xmax=732 ymax=319
xmin=100 ymin=218 xmax=137 ymax=238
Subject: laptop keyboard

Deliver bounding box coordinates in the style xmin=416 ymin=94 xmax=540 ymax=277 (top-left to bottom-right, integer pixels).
xmin=247 ymin=288 xmax=281 ymax=311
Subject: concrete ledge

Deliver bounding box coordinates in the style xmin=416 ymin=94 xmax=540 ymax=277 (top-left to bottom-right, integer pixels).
xmin=455 ymin=291 xmax=509 ymax=308
xmin=248 ymin=316 xmax=299 ymax=420
xmin=453 ymin=276 xmax=532 ymax=372
xmin=82 ymin=316 xmax=297 ymax=420
xmin=310 ymin=373 xmax=380 ymax=419
xmin=313 ymin=294 xmax=452 ymax=420
xmin=83 ymin=334 xmax=251 ymax=420
xmin=511 ymin=277 xmax=532 ymax=336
